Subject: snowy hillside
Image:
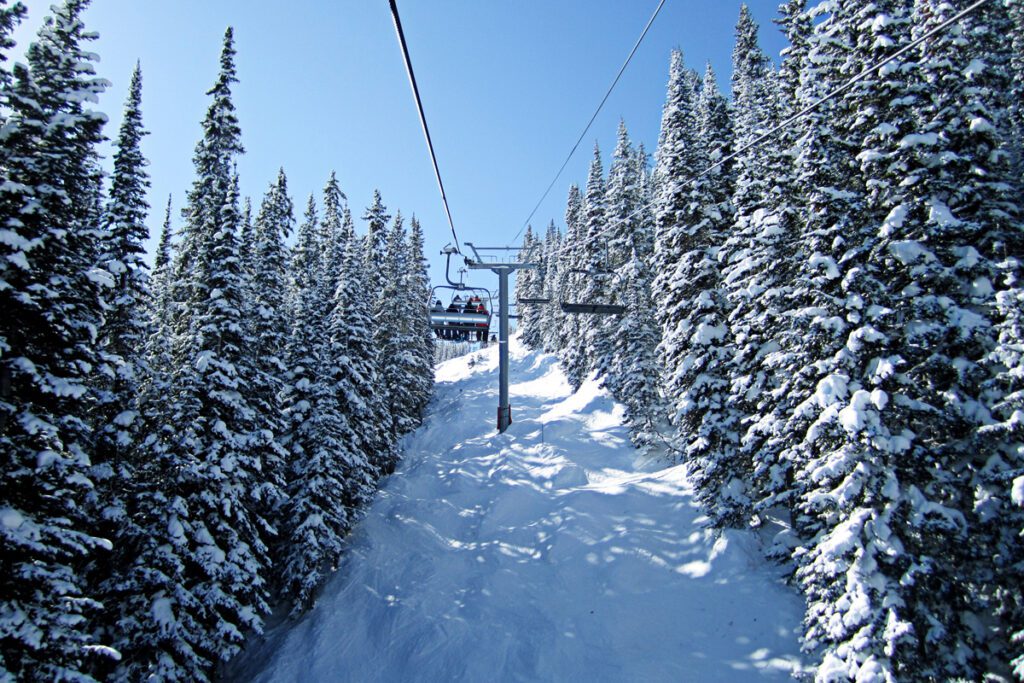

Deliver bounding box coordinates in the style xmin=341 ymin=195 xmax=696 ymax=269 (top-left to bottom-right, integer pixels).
xmin=229 ymin=339 xmax=807 ymax=681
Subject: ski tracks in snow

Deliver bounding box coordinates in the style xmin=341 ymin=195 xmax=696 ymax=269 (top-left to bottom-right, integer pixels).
xmin=230 ymin=339 xmax=807 ymax=682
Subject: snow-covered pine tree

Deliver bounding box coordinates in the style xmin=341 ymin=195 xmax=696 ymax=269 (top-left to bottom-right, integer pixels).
xmin=653 ymin=50 xmax=745 ymax=521
xmin=405 ymin=215 xmax=435 ymax=423
xmin=277 ymin=193 xmax=364 ymax=613
xmin=0 ymin=2 xmax=117 ymax=676
xmin=86 ymin=62 xmax=158 ymax=675
xmin=238 ymin=195 xmax=254 ymax=280
xmin=651 ymin=48 xmax=700 ymax=334
xmin=150 ymin=195 xmax=174 ymax=318
xmin=600 ymin=121 xmax=660 ymax=445
xmin=578 ymin=144 xmax=612 ymax=379
xmin=91 ymin=60 xmax=150 ymax=499
xmin=246 ymin=168 xmax=294 ymax=546
xmin=515 ymin=225 xmax=543 ymax=349
xmin=540 ymin=221 xmax=563 ymax=354
xmin=791 ymin=1 xmax=1024 ymax=677
xmin=711 ymin=7 xmax=795 ymax=526
xmin=325 ymin=228 xmax=379 ymax=500
xmin=601 ymin=121 xmax=649 ymax=394
xmin=557 ymin=184 xmax=585 ymax=378
xmin=135 ymin=28 xmax=276 ymax=675
xmin=379 ymin=211 xmax=418 ymax=438
xmin=609 ymin=246 xmax=662 ymax=452
xmin=319 ymin=175 xmax=354 ymax=294
xmin=318 ymin=171 xmax=349 ymax=303
xmin=359 ymin=190 xmax=398 ymax=473
xmin=363 ymin=189 xmax=391 ymax=299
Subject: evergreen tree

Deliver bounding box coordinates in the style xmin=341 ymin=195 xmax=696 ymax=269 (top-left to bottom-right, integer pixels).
xmin=358 ymin=190 xmax=396 ymax=472
xmin=710 ymin=7 xmax=793 ymax=525
xmin=124 ymin=29 xmax=276 ymax=677
xmin=277 ymin=193 xmax=364 ymax=612
xmin=247 ymin=168 xmax=294 ymax=545
xmin=318 ymin=170 xmax=349 ymax=305
xmin=0 ymin=2 xmax=115 ymax=676
xmin=379 ymin=211 xmax=417 ymax=438
xmin=557 ymin=184 xmax=588 ymax=389
xmin=91 ymin=60 xmax=150 ymax=499
xmin=579 ymin=144 xmax=610 ymax=377
xmin=326 ymin=234 xmax=379 ymax=498
xmin=87 ymin=62 xmax=156 ymax=676
xmin=540 ymin=221 xmax=563 ymax=354
xmin=515 ymin=225 xmax=544 ymax=349
xmin=405 ymin=215 xmax=436 ymax=422
xmin=609 ymin=247 xmax=662 ymax=452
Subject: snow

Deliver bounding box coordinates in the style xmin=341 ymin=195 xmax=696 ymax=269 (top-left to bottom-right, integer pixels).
xmin=1 ymin=507 xmax=24 ymax=530
xmin=86 ymin=267 xmax=115 ymax=288
xmin=969 ymin=117 xmax=995 ymax=135
xmin=927 ymin=198 xmax=959 ymax=228
xmin=230 ymin=339 xmax=806 ymax=681
xmin=1012 ymin=476 xmax=1024 ymax=507
xmin=809 ymin=253 xmax=840 ymax=280
xmin=888 ymin=240 xmax=932 ymax=266
xmin=898 ymin=132 xmax=938 ymax=148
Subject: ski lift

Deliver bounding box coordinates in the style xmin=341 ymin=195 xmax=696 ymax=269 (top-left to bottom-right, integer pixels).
xmin=559 ymin=268 xmax=626 ymax=315
xmin=428 ymin=246 xmax=494 ymax=343
xmin=517 ymin=264 xmax=551 ymax=306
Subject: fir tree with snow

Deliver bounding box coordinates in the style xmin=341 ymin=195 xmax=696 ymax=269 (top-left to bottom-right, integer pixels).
xmin=0 ymin=1 xmax=116 ymax=676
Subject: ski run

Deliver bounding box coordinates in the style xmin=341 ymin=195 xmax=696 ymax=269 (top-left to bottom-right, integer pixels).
xmin=229 ymin=339 xmax=807 ymax=681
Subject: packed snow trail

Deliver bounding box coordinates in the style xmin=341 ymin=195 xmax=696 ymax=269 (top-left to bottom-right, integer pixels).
xmin=230 ymin=339 xmax=806 ymax=681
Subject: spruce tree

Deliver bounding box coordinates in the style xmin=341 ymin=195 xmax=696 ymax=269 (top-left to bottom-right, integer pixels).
xmin=0 ymin=2 xmax=115 ymax=676
xmin=540 ymin=221 xmax=564 ymax=354
xmin=515 ymin=225 xmax=543 ymax=349
xmin=277 ymin=193 xmax=363 ymax=612
xmin=87 ymin=62 xmax=155 ymax=677
xmin=128 ymin=29 xmax=276 ymax=676
xmin=326 ymin=234 xmax=379 ymax=498
xmin=405 ymin=215 xmax=436 ymax=422
xmin=359 ymin=190 xmax=396 ymax=472
xmin=91 ymin=60 xmax=151 ymax=506
xmin=247 ymin=168 xmax=294 ymax=543
xmin=711 ymin=7 xmax=793 ymax=525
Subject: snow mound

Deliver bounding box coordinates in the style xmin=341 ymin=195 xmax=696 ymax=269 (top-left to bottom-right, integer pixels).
xmin=229 ymin=338 xmax=806 ymax=681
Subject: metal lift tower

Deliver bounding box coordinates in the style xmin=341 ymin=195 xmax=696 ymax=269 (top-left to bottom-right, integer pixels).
xmin=463 ymin=243 xmax=539 ymax=433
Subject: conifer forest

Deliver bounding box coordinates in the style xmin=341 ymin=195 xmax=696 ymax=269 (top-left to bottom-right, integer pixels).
xmin=2 ymin=0 xmax=1024 ymax=681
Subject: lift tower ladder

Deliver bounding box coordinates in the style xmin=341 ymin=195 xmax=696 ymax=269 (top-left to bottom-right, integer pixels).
xmin=463 ymin=242 xmax=540 ymax=433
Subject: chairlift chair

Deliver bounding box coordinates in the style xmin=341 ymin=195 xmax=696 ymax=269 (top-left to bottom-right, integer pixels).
xmin=559 ymin=268 xmax=626 ymax=315
xmin=428 ymin=285 xmax=493 ymax=342
xmin=427 ymin=244 xmax=495 ymax=343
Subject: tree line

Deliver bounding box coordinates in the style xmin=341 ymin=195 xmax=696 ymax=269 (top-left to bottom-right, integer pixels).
xmin=516 ymin=2 xmax=1024 ymax=679
xmin=0 ymin=2 xmax=434 ymax=680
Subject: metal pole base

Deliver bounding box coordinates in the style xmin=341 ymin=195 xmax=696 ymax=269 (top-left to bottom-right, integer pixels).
xmin=497 ymin=405 xmax=512 ymax=433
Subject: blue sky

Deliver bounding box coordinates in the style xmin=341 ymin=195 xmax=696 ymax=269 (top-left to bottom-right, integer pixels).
xmin=11 ymin=1 xmax=787 ymax=287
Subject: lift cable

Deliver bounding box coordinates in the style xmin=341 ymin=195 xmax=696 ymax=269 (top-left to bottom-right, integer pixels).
xmin=389 ymin=0 xmax=461 ymax=253
xmin=539 ymin=0 xmax=992 ymax=263
xmin=512 ymin=0 xmax=668 ymax=244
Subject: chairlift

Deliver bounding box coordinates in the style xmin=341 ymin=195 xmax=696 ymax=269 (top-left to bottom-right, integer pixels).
xmin=516 ymin=263 xmax=551 ymax=306
xmin=559 ymin=268 xmax=626 ymax=315
xmin=429 ymin=286 xmax=493 ymax=342
xmin=428 ymin=245 xmax=494 ymax=343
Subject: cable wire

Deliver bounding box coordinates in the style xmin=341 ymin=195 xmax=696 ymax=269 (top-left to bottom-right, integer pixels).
xmin=389 ymin=0 xmax=461 ymax=253
xmin=512 ymin=0 xmax=668 ymax=244
xmin=541 ymin=0 xmax=992 ymax=262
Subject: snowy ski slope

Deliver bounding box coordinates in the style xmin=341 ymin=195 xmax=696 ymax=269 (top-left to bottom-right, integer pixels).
xmin=230 ymin=339 xmax=807 ymax=681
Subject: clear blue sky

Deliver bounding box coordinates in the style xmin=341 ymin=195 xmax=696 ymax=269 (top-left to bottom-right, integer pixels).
xmin=12 ymin=1 xmax=787 ymax=288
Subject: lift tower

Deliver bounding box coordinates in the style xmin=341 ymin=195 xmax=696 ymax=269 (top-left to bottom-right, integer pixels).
xmin=463 ymin=243 xmax=539 ymax=433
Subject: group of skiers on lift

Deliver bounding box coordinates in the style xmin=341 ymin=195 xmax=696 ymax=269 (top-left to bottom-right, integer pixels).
xmin=431 ymin=295 xmax=489 ymax=342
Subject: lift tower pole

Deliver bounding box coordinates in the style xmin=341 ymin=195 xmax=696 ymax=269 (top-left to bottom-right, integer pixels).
xmin=464 ymin=243 xmax=538 ymax=433
xmin=496 ymin=266 xmax=511 ymax=431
